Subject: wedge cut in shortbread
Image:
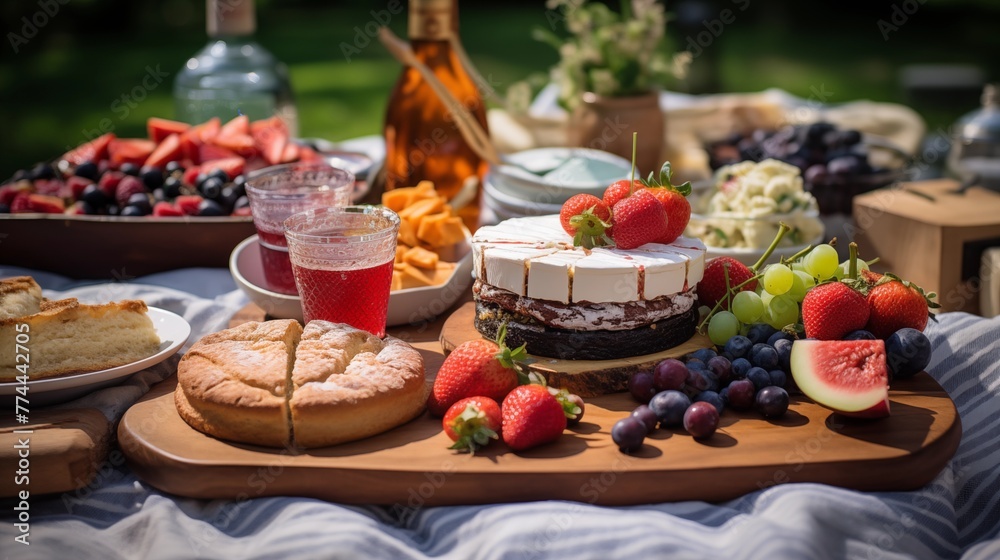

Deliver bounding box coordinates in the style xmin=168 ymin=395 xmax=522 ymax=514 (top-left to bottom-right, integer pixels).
xmin=174 ymin=320 xmax=427 ymax=449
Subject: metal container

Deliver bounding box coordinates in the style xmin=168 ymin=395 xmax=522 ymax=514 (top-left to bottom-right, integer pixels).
xmin=949 ymin=84 xmax=1000 ymax=191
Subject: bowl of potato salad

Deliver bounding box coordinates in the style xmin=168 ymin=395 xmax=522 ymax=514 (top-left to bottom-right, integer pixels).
xmin=686 ymin=159 xmax=825 ymax=265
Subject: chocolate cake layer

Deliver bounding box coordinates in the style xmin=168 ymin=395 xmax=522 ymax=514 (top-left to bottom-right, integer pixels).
xmin=474 ymin=299 xmax=698 ymax=361
xmin=473 ymin=281 xmax=696 ymax=332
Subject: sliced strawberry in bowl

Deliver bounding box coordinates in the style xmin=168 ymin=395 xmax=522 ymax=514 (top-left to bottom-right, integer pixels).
xmin=62 ymin=132 xmax=115 ymax=166
xmin=109 ymin=139 xmax=156 ymax=168
xmin=99 ymin=171 xmax=125 ymax=197
xmin=152 ymin=201 xmax=185 ymax=217
xmin=219 ymin=115 xmax=250 ymax=137
xmin=182 ymin=165 xmax=202 ymax=187
xmin=201 ymin=157 xmax=245 ymax=181
xmin=199 ymin=143 xmax=239 ymax=163
xmin=175 ymin=195 xmax=204 ymax=216
xmin=147 ymin=118 xmax=190 ymax=143
xmin=145 ymin=133 xmax=183 ymax=169
xmin=26 ymin=194 xmax=66 ymax=214
xmin=66 ymin=176 xmax=94 ymax=201
xmin=251 ymin=116 xmax=289 ymax=165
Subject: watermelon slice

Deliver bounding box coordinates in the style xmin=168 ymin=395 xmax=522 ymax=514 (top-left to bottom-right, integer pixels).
xmin=108 ymin=139 xmax=156 ymax=168
xmin=145 ymin=133 xmax=182 ymax=168
xmin=62 ymin=133 xmax=116 ymax=165
xmin=790 ymin=340 xmax=890 ymax=419
xmin=147 ymin=118 xmax=190 ymax=143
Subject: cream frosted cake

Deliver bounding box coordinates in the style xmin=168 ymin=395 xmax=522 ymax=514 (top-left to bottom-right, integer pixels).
xmin=471 ymin=215 xmax=706 ymax=360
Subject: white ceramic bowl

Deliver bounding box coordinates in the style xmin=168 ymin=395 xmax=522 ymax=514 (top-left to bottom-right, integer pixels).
xmin=230 ymin=234 xmax=474 ymax=326
xmin=489 ymin=147 xmax=632 ymax=204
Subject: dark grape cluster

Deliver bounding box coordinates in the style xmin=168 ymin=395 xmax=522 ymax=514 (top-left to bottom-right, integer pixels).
xmin=706 ymin=122 xmax=896 ymax=215
xmin=614 ymin=332 xmax=795 ymax=453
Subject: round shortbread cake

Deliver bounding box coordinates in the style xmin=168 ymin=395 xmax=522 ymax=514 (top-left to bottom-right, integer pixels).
xmin=175 ymin=320 xmax=427 ymax=449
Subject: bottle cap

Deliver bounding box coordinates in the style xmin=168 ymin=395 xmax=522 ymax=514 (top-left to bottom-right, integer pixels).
xmin=208 ymin=0 xmax=256 ymax=37
xmin=408 ymin=0 xmax=455 ymax=40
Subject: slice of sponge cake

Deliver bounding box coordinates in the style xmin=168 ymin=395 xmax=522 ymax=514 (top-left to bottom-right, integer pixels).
xmin=0 ymin=294 xmax=162 ymax=382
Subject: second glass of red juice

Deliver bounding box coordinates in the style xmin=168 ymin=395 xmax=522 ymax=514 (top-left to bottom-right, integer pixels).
xmin=283 ymin=206 xmax=400 ymax=337
xmin=245 ymin=162 xmax=354 ymax=295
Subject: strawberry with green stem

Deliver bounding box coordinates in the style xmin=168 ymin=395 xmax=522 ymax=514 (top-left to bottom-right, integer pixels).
xmin=559 ymin=193 xmax=613 ymax=249
xmin=429 ymin=324 xmax=526 ymax=417
xmin=638 ymin=161 xmax=693 ymax=245
xmin=442 ymin=396 xmax=502 ymax=454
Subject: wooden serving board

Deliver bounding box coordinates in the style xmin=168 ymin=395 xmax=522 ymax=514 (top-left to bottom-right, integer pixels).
xmin=0 ymin=408 xmax=113 ymax=497
xmin=119 ymin=305 xmax=962 ymax=506
xmin=441 ymin=301 xmax=713 ymax=396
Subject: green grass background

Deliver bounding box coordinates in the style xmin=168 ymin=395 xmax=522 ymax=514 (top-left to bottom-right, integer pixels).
xmin=2 ymin=1 xmax=998 ymax=178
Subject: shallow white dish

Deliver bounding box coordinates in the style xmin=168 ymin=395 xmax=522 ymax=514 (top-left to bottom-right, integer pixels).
xmin=230 ymin=234 xmax=474 ymax=327
xmin=0 ymin=307 xmax=191 ymax=407
xmin=490 ymin=147 xmax=631 ymax=203
xmin=482 ymin=176 xmax=564 ymax=218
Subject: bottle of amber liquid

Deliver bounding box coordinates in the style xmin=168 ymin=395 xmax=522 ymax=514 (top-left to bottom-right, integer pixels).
xmin=383 ymin=0 xmax=488 ymax=228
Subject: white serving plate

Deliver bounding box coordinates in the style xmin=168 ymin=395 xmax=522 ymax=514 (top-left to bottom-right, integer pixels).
xmin=230 ymin=234 xmax=474 ymax=327
xmin=0 ymin=307 xmax=191 ymax=407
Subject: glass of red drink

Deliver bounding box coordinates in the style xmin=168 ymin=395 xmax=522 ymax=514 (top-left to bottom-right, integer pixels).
xmin=245 ymin=162 xmax=354 ymax=295
xmin=283 ymin=206 xmax=400 ymax=337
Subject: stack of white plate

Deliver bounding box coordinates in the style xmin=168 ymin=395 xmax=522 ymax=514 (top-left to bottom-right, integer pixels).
xmin=481 ymin=148 xmax=633 ymax=221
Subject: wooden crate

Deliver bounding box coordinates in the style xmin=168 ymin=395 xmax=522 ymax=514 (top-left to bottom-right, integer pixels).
xmin=853 ymin=180 xmax=1000 ymax=314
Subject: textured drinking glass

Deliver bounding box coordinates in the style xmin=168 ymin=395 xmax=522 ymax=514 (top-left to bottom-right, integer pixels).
xmin=245 ymin=162 xmax=354 ymax=295
xmin=284 ymin=206 xmax=400 ymax=337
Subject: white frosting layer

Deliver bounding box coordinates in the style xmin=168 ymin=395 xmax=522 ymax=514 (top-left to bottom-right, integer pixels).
xmin=472 ymin=215 xmax=706 ymax=304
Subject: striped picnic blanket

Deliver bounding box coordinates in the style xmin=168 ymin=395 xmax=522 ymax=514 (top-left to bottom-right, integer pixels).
xmin=1 ymin=266 xmax=997 ymax=560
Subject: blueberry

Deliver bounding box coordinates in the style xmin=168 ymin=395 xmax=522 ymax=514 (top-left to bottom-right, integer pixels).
xmin=690 ymin=348 xmax=717 ymax=363
xmin=719 ymin=386 xmax=730 ymax=404
xmin=119 ymin=163 xmax=139 ymax=176
xmin=120 ymin=205 xmax=146 ymax=216
xmin=684 ymin=368 xmax=712 ymax=396
xmin=695 ymin=390 xmax=725 ymax=415
xmin=198 ymin=199 xmax=225 ymax=216
xmin=773 ymin=338 xmax=793 ymax=372
xmin=885 ymin=328 xmax=932 ymax=379
xmin=724 ymin=335 xmax=753 ymax=360
xmin=685 ymin=359 xmax=707 ymax=371
xmin=81 ymin=184 xmax=108 ymax=206
xmin=195 ymin=172 xmax=210 ymax=188
xmin=844 ymin=330 xmax=876 ymax=341
xmin=199 ymin=177 xmax=224 ymax=200
xmin=0 ymin=203 xmax=9 ymax=213
xmin=106 ymin=205 xmax=120 ymax=216
xmin=232 ymin=174 xmax=246 ymax=190
xmin=127 ymin=192 xmax=151 ymax=213
xmin=767 ymin=331 xmax=794 ymax=346
xmin=77 ymin=200 xmax=99 ymax=215
xmin=74 ymin=161 xmax=99 ymax=181
xmin=750 ymin=343 xmax=780 ymax=371
xmin=747 ymin=367 xmax=772 ymax=391
xmin=747 ymin=324 xmax=777 ymax=345
xmin=140 ymin=166 xmax=164 ymax=189
xmin=756 ymin=386 xmax=789 ymax=418
xmin=10 ymin=169 xmax=28 ymax=183
xmin=233 ymin=195 xmax=250 ymax=211
xmin=152 ymin=188 xmax=166 ymax=203
xmin=220 ymin=185 xmax=242 ymax=211
xmin=731 ymin=357 xmax=752 ymax=379
xmin=648 ymin=390 xmax=690 ymax=428
xmin=165 ymin=161 xmax=184 ymax=174
xmin=30 ymin=162 xmax=55 ymax=181
xmin=208 ymin=168 xmax=229 ymax=184
xmin=768 ymin=369 xmax=787 ymax=388
xmin=163 ymin=176 xmax=182 ymax=198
